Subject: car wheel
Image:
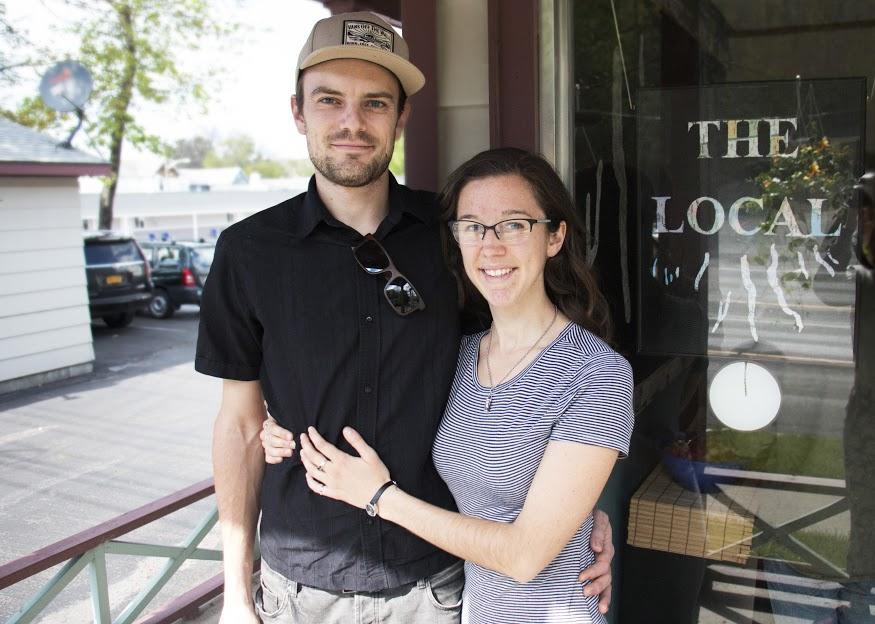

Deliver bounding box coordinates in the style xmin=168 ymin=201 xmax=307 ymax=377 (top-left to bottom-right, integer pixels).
xmin=103 ymin=311 xmax=135 ymax=328
xmin=148 ymin=290 xmax=174 ymax=319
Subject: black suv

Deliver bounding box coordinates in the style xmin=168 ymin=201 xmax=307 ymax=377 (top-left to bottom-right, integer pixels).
xmin=139 ymin=241 xmax=215 ymax=318
xmin=84 ymin=232 xmax=153 ymax=328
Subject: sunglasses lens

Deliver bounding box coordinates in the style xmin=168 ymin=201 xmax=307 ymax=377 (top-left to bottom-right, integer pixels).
xmin=385 ymin=276 xmax=424 ymax=315
xmin=354 ymin=239 xmax=390 ymax=274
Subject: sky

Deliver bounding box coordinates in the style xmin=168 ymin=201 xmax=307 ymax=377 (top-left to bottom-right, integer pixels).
xmin=4 ymin=0 xmax=331 ymax=162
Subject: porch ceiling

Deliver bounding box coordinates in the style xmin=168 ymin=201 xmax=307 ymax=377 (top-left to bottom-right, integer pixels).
xmin=317 ymin=0 xmax=400 ymax=24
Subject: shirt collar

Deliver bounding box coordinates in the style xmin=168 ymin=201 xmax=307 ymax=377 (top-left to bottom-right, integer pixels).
xmin=290 ymin=173 xmax=431 ymax=239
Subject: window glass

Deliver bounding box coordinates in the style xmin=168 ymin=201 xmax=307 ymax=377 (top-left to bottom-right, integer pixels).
xmin=571 ymin=2 xmax=874 ymax=622
xmin=189 ymin=246 xmax=215 ymax=271
xmin=84 ymin=241 xmax=143 ymax=265
xmin=154 ymin=246 xmax=183 ymax=268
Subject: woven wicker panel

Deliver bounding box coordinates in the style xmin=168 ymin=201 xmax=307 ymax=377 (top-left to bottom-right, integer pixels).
xmin=627 ymin=465 xmax=754 ymax=564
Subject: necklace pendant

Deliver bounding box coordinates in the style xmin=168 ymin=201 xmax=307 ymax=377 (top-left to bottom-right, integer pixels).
xmin=485 ymin=395 xmax=492 ymax=412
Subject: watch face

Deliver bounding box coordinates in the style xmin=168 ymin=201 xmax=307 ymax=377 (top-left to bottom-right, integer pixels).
xmin=365 ymin=503 xmax=377 ymax=517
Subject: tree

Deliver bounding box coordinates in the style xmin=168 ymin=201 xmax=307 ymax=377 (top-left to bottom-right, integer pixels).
xmin=205 ymin=134 xmax=257 ymax=169
xmin=247 ymin=159 xmax=286 ymax=179
xmin=285 ymin=158 xmax=315 ymax=177
xmin=0 ymin=2 xmax=32 ymax=85
xmin=202 ymin=133 xmax=289 ymax=179
xmin=1 ymin=96 xmax=63 ymax=130
xmin=83 ymin=0 xmax=232 ymax=229
xmin=4 ymin=1 xmax=233 ymax=229
xmin=170 ymin=135 xmax=214 ymax=168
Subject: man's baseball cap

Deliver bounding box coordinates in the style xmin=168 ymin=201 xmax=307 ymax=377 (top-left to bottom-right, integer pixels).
xmin=296 ymin=11 xmax=425 ymax=97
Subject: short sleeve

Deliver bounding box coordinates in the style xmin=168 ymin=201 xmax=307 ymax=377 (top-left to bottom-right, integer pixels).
xmin=194 ymin=233 xmax=263 ymax=380
xmin=550 ymin=350 xmax=634 ymax=458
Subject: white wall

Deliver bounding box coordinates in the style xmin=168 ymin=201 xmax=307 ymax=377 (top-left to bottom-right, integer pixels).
xmin=437 ymin=0 xmax=491 ymax=181
xmin=0 ymin=177 xmax=94 ymax=385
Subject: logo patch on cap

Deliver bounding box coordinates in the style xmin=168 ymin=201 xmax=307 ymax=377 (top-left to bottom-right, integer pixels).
xmin=343 ymin=20 xmax=393 ymax=52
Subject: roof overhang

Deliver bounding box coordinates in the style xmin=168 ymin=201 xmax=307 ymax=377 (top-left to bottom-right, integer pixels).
xmin=320 ymin=0 xmax=400 ymax=23
xmin=0 ymin=162 xmax=112 ymax=177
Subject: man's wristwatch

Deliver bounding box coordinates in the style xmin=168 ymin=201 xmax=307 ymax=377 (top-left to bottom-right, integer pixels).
xmin=365 ymin=480 xmax=397 ymax=517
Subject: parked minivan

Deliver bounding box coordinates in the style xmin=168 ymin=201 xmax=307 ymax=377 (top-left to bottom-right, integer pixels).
xmin=83 ymin=232 xmax=153 ymax=328
xmin=139 ymin=241 xmax=215 ymax=318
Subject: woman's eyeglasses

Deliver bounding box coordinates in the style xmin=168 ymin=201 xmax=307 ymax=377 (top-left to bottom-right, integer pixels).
xmin=351 ymin=234 xmax=426 ymax=316
xmin=448 ymin=218 xmax=552 ymax=246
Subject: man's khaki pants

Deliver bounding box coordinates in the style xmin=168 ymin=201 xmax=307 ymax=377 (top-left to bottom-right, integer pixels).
xmin=256 ymin=559 xmax=464 ymax=624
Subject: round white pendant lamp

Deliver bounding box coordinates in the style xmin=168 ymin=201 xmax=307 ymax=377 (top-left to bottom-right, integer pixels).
xmin=708 ymin=361 xmax=782 ymax=431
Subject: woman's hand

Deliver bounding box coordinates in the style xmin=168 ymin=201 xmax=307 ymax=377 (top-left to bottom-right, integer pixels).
xmin=300 ymin=426 xmax=391 ymax=510
xmin=260 ymin=412 xmax=295 ymax=464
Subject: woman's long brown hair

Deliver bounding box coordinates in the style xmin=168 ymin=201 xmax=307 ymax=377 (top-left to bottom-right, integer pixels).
xmin=438 ymin=147 xmax=613 ymax=342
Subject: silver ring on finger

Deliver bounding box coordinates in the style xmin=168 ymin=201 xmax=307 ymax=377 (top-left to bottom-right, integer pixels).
xmin=317 ymin=459 xmax=327 ymax=472
xmin=319 ymin=484 xmax=326 ymax=495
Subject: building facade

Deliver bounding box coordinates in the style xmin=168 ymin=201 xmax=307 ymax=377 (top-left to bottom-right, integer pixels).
xmin=0 ymin=119 xmax=110 ymax=393
xmin=336 ymin=1 xmax=875 ymax=621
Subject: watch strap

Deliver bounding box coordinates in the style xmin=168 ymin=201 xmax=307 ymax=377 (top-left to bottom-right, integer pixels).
xmin=365 ymin=480 xmax=397 ymax=517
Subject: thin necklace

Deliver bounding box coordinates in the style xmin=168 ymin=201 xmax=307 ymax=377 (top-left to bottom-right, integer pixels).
xmin=485 ymin=306 xmax=558 ymax=412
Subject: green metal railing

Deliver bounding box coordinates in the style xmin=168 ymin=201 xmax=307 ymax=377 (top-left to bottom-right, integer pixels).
xmin=701 ymin=467 xmax=849 ymax=579
xmin=0 ymin=479 xmax=227 ymax=624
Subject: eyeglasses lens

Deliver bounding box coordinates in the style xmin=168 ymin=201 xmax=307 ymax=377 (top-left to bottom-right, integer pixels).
xmin=385 ymin=276 xmax=423 ymax=315
xmin=354 ymin=239 xmax=391 ymax=274
xmin=451 ymin=223 xmax=480 ymax=245
xmin=453 ymin=220 xmax=534 ymax=245
xmin=498 ymin=221 xmax=528 ymax=242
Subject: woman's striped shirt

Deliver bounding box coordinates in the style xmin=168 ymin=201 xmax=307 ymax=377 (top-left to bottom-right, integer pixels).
xmin=432 ymin=322 xmax=634 ymax=624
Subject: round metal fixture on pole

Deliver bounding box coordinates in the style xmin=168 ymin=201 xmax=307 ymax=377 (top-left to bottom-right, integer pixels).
xmin=39 ymin=60 xmax=93 ymax=149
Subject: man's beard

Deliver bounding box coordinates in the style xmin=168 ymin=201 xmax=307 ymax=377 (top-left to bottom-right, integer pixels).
xmin=309 ymin=130 xmax=393 ymax=187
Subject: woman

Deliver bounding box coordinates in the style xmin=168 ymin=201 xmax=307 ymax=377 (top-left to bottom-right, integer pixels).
xmin=265 ymin=148 xmax=633 ymax=623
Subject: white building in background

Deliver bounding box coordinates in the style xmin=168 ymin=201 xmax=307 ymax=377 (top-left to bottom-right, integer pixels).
xmin=0 ymin=118 xmax=110 ymax=393
xmin=79 ymin=159 xmax=308 ymax=243
xmin=80 ymin=186 xmax=304 ymax=243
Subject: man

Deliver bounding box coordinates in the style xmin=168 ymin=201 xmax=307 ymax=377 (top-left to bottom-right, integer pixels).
xmin=196 ymin=12 xmax=615 ymax=623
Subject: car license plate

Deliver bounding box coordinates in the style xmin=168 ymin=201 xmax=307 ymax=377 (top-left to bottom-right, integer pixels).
xmin=106 ymin=274 xmax=123 ymax=285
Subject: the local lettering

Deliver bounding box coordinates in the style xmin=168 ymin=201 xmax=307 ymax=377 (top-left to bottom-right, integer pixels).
xmin=654 ymin=117 xmax=841 ymax=237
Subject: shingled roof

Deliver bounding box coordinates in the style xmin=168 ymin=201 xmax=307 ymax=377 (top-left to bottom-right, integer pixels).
xmin=0 ymin=118 xmax=110 ymax=176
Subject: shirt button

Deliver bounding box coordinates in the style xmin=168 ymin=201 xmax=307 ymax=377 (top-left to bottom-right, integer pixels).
xmin=363 ymin=385 xmax=373 ymax=394
xmin=365 ymin=315 xmax=373 ymax=323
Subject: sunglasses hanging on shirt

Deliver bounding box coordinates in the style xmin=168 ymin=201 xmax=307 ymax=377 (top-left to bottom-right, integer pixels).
xmin=352 ymin=234 xmax=426 ymax=316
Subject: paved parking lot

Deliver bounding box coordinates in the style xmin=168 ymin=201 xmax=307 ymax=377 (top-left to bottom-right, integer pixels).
xmin=0 ymin=307 xmax=225 ymax=622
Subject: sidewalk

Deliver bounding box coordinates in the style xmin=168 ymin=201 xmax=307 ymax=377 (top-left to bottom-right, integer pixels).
xmin=0 ymin=310 xmax=225 ymax=622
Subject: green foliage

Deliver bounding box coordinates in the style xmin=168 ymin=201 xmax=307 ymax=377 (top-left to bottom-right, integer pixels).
xmin=170 ymin=135 xmax=213 ymax=168
xmin=285 ymin=159 xmax=316 ymax=177
xmin=752 ymin=528 xmax=849 ymax=573
xmin=201 ymin=150 xmax=224 ymax=169
xmin=207 ymin=134 xmax=257 ymax=168
xmin=76 ymin=0 xmax=233 ymax=152
xmin=754 ymin=136 xmax=856 ymax=233
xmin=0 ymin=95 xmax=69 ymax=131
xmin=247 ymin=159 xmax=286 ymax=179
xmin=202 ymin=133 xmax=289 ymax=179
xmin=706 ymin=428 xmax=845 ymax=479
xmin=750 ymin=134 xmax=856 ymax=282
xmin=389 ymin=134 xmax=405 ymax=178
xmin=4 ymin=0 xmax=236 ymax=227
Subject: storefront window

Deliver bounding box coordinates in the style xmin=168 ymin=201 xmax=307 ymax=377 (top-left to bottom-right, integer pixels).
xmin=570 ymin=2 xmax=874 ymax=621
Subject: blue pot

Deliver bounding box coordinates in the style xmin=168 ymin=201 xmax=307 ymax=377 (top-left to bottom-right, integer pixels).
xmin=660 ymin=453 xmax=740 ymax=493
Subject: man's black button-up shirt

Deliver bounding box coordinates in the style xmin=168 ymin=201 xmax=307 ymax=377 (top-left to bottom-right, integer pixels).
xmin=195 ymin=175 xmax=461 ymax=591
